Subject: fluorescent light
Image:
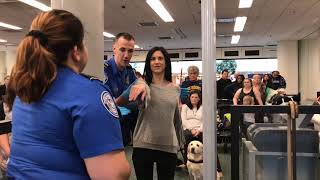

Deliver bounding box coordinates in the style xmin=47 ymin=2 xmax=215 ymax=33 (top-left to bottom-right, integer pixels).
xmin=18 ymin=0 xmax=51 ymax=11
xmin=231 ymin=35 xmax=240 ymax=44
xmin=0 ymin=39 xmax=7 ymax=43
xmin=146 ymin=0 xmax=174 ymax=22
xmin=0 ymin=22 xmax=22 ymax=30
xmin=103 ymin=32 xmax=115 ymax=38
xmin=239 ymin=0 xmax=253 ymax=8
xmin=134 ymin=45 xmax=143 ymax=49
xmin=234 ymin=16 xmax=247 ymax=32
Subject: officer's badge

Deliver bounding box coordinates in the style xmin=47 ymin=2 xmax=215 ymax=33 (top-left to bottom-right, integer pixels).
xmin=101 ymin=91 xmax=119 ymax=118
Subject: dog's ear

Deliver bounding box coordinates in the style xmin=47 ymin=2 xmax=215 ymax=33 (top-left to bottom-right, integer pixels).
xmin=187 ymin=143 xmax=191 ymax=153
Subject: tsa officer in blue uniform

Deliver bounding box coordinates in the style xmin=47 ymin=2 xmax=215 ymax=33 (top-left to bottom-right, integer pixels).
xmin=104 ymin=32 xmax=138 ymax=146
xmin=104 ymin=32 xmax=137 ymax=98
xmin=6 ymin=10 xmax=130 ymax=180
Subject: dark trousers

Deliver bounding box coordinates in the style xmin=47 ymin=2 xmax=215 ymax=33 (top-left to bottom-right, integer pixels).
xmin=183 ymin=129 xmax=222 ymax=172
xmin=183 ymin=129 xmax=203 ymax=164
xmin=119 ymin=111 xmax=138 ymax=146
xmin=132 ymin=148 xmax=177 ymax=180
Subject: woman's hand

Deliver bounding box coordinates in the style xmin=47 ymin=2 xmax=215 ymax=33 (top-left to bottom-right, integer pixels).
xmin=129 ymin=83 xmax=147 ymax=101
xmin=191 ymin=129 xmax=200 ymax=137
xmin=194 ymin=130 xmax=201 ymax=137
xmin=191 ymin=129 xmax=197 ymax=136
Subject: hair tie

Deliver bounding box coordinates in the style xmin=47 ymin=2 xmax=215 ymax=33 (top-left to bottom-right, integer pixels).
xmin=26 ymin=30 xmax=48 ymax=46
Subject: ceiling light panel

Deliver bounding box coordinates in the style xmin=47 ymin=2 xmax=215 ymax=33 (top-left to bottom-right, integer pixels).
xmin=234 ymin=16 xmax=247 ymax=32
xmin=103 ymin=32 xmax=115 ymax=38
xmin=0 ymin=22 xmax=22 ymax=30
xmin=231 ymin=35 xmax=240 ymax=44
xmin=18 ymin=0 xmax=51 ymax=11
xmin=146 ymin=0 xmax=174 ymax=22
xmin=0 ymin=39 xmax=7 ymax=43
xmin=239 ymin=0 xmax=253 ymax=8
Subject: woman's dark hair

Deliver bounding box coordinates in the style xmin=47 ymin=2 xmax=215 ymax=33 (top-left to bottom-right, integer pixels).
xmin=186 ymin=90 xmax=202 ymax=110
xmin=263 ymin=74 xmax=270 ymax=81
xmin=7 ymin=9 xmax=84 ymax=108
xmin=143 ymin=46 xmax=172 ymax=85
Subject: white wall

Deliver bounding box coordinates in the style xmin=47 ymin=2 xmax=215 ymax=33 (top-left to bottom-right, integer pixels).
xmin=0 ymin=46 xmax=17 ymax=83
xmin=105 ymin=46 xmax=277 ymax=62
xmin=52 ymin=0 xmax=105 ymax=79
xmin=277 ymin=40 xmax=299 ymax=94
xmin=5 ymin=48 xmax=17 ymax=76
xmin=298 ymin=38 xmax=320 ymax=101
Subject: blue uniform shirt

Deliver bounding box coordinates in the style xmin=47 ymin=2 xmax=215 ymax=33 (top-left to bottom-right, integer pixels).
xmin=104 ymin=57 xmax=137 ymax=98
xmin=7 ymin=67 xmax=123 ymax=180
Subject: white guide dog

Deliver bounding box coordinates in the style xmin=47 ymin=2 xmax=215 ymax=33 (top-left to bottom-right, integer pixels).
xmin=186 ymin=140 xmax=221 ymax=180
xmin=187 ymin=140 xmax=203 ymax=180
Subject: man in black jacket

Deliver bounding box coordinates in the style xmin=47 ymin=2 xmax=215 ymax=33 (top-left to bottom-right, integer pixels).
xmin=217 ymin=69 xmax=232 ymax=99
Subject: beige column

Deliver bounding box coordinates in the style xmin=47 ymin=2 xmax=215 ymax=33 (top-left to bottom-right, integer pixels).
xmin=5 ymin=48 xmax=17 ymax=76
xmin=277 ymin=40 xmax=299 ymax=94
xmin=51 ymin=0 xmax=104 ymax=79
xmin=202 ymin=0 xmax=217 ymax=179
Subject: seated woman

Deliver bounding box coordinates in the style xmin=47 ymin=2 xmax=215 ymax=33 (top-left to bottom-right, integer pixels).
xmin=181 ymin=90 xmax=203 ymax=153
xmin=181 ymin=91 xmax=223 ymax=176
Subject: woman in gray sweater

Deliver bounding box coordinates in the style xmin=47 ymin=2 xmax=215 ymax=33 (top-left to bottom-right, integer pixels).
xmin=119 ymin=46 xmax=184 ymax=180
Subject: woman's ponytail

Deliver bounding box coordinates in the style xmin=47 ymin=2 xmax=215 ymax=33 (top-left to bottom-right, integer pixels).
xmin=7 ymin=10 xmax=84 ymax=107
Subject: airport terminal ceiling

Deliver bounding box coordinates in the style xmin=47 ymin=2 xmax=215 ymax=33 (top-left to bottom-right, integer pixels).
xmin=0 ymin=0 xmax=320 ymax=51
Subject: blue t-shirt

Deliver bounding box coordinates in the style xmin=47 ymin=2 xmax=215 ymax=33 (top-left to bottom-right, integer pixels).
xmin=104 ymin=57 xmax=137 ymax=98
xmin=7 ymin=67 xmax=123 ymax=180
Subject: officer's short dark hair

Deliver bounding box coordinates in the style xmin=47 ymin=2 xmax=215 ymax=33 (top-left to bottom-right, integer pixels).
xmin=221 ymin=69 xmax=229 ymax=74
xmin=115 ymin=32 xmax=135 ymax=42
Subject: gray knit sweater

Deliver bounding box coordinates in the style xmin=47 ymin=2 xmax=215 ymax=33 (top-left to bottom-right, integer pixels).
xmin=133 ymin=83 xmax=184 ymax=154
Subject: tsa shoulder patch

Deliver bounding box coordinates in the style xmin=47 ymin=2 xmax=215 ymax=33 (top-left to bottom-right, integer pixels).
xmin=101 ymin=91 xmax=119 ymax=118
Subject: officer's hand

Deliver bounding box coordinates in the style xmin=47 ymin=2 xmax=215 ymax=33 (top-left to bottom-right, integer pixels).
xmin=129 ymin=83 xmax=146 ymax=101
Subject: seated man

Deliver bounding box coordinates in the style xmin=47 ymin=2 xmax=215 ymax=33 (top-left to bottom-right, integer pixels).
xmin=180 ymin=65 xmax=202 ymax=104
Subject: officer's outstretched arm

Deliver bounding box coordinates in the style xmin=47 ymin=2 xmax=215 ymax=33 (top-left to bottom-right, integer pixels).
xmin=115 ymin=96 xmax=129 ymax=106
xmin=85 ymin=150 xmax=131 ymax=180
xmin=116 ymin=79 xmax=148 ymax=106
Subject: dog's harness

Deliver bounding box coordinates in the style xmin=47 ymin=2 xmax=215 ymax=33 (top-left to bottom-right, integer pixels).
xmin=188 ymin=159 xmax=203 ymax=164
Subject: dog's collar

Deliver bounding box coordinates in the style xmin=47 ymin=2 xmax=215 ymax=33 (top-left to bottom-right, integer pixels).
xmin=188 ymin=159 xmax=203 ymax=164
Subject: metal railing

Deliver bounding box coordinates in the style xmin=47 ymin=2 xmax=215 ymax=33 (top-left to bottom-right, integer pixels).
xmin=230 ymin=105 xmax=320 ymax=180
